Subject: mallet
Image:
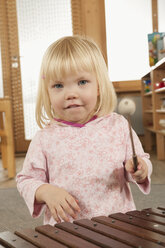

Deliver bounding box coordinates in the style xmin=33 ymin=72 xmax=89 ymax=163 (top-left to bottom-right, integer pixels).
xmin=118 ymin=98 xmax=138 ymax=171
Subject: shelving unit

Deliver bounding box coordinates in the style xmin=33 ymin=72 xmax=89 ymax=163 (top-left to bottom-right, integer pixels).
xmin=141 ymin=58 xmax=165 ymax=160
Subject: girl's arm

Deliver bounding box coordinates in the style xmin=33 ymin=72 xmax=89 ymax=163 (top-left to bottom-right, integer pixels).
xmin=16 ymin=131 xmax=80 ymax=222
xmin=16 ymin=131 xmax=49 ymax=218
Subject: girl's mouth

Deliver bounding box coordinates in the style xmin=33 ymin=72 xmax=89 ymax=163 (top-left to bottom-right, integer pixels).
xmin=66 ymin=104 xmax=81 ymax=109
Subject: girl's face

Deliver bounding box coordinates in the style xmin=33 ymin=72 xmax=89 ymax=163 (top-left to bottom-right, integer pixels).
xmin=48 ymin=70 xmax=99 ymax=123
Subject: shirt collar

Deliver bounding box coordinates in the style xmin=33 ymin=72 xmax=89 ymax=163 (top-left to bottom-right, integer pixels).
xmin=54 ymin=115 xmax=97 ymax=128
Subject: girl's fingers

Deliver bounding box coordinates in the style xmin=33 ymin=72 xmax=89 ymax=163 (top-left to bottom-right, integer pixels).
xmin=56 ymin=205 xmax=69 ymax=222
xmin=66 ymin=195 xmax=81 ymax=213
xmin=137 ymin=164 xmax=142 ymax=170
xmin=133 ymin=165 xmax=146 ymax=182
xmin=62 ymin=201 xmax=77 ymax=219
xmin=125 ymin=156 xmax=148 ymax=183
xmin=133 ymin=169 xmax=143 ymax=179
xmin=50 ymin=207 xmax=61 ymax=223
xmin=125 ymin=159 xmax=134 ymax=173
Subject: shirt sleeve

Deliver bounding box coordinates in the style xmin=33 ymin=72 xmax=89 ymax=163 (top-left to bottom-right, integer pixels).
xmin=122 ymin=116 xmax=152 ymax=194
xmin=16 ymin=131 xmax=49 ymax=218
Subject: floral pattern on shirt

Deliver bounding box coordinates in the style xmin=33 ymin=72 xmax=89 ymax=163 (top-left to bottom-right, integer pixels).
xmin=16 ymin=113 xmax=152 ymax=225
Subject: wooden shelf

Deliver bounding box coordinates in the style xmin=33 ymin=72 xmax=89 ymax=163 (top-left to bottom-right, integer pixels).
xmin=144 ymin=91 xmax=152 ymax=96
xmin=156 ymin=109 xmax=165 ymax=113
xmin=113 ymin=80 xmax=141 ymax=93
xmin=145 ymin=126 xmax=155 ymax=132
xmin=155 ymin=87 xmax=165 ymax=93
xmin=141 ymin=58 xmax=165 ymax=160
xmin=156 ymin=130 xmax=165 ymax=136
xmin=152 ymin=57 xmax=165 ymax=70
xmin=144 ymin=127 xmax=165 ymax=136
xmin=144 ymin=110 xmax=153 ymax=113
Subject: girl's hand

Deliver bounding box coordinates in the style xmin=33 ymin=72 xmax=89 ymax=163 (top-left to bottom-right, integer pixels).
xmin=35 ymin=184 xmax=81 ymax=223
xmin=125 ymin=156 xmax=148 ymax=183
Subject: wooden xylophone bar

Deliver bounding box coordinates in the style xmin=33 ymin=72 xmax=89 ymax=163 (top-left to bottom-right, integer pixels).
xmin=0 ymin=207 xmax=165 ymax=248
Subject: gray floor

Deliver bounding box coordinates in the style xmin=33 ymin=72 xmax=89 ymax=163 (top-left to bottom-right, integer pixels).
xmin=0 ymin=188 xmax=43 ymax=232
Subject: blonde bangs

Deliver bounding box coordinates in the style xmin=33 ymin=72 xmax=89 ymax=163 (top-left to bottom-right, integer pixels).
xmin=44 ymin=38 xmax=95 ymax=82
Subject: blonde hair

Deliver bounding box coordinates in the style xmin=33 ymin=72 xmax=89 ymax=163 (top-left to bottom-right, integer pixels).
xmin=36 ymin=35 xmax=117 ymax=128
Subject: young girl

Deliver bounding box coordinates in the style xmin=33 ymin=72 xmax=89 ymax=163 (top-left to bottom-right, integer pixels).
xmin=16 ymin=35 xmax=152 ymax=226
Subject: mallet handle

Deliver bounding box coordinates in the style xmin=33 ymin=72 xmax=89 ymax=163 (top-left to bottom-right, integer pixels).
xmin=127 ymin=115 xmax=138 ymax=171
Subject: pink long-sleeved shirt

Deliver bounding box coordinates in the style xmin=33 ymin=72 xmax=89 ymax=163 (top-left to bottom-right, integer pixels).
xmin=16 ymin=113 xmax=152 ymax=225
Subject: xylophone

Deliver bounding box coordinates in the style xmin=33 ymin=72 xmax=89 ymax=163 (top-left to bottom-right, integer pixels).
xmin=0 ymin=207 xmax=165 ymax=248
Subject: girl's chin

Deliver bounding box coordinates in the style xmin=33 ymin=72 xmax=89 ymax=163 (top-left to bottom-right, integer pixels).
xmin=64 ymin=115 xmax=88 ymax=124
xmin=64 ymin=112 xmax=95 ymax=124
xmin=65 ymin=118 xmax=85 ymax=124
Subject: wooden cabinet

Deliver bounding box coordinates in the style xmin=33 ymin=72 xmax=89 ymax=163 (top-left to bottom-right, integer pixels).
xmin=141 ymin=58 xmax=165 ymax=160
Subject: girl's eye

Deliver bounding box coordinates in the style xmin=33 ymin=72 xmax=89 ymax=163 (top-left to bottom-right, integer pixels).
xmin=53 ymin=83 xmax=63 ymax=88
xmin=78 ymin=80 xmax=88 ymax=86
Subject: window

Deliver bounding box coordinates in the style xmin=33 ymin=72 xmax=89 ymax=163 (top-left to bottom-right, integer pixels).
xmin=16 ymin=0 xmax=72 ymax=139
xmin=105 ymin=0 xmax=153 ymax=81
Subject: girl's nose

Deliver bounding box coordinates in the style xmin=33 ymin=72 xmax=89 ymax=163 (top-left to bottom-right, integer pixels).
xmin=67 ymin=95 xmax=77 ymax=100
xmin=65 ymin=90 xmax=78 ymax=100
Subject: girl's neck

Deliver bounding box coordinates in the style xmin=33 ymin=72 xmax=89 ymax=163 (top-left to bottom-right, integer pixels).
xmin=54 ymin=115 xmax=97 ymax=128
